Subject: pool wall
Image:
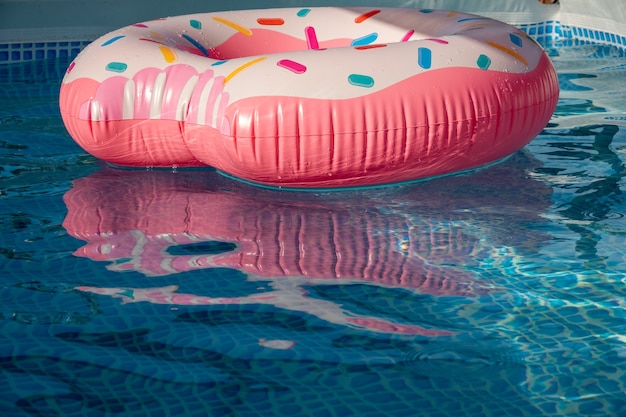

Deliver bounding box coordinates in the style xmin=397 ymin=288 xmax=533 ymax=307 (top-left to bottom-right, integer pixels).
xmin=0 ymin=0 xmax=625 ymax=64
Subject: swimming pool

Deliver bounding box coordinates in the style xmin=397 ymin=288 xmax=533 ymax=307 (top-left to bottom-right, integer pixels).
xmin=2 ymin=2 xmax=626 ymax=417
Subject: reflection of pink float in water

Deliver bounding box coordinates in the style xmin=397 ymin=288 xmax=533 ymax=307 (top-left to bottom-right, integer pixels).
xmin=75 ymin=285 xmax=277 ymax=305
xmin=75 ymin=284 xmax=455 ymax=336
xmin=63 ymin=155 xmax=551 ymax=289
xmin=64 ymin=153 xmax=551 ymax=334
xmin=64 ymin=171 xmax=494 ymax=295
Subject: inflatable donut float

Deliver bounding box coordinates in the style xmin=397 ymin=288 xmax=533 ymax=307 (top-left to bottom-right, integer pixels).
xmin=59 ymin=7 xmax=559 ymax=188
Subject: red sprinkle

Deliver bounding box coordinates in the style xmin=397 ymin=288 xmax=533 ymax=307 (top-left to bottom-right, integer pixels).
xmin=257 ymin=18 xmax=285 ymax=25
xmin=354 ymin=10 xmax=381 ymax=23
xmin=138 ymin=38 xmax=161 ymax=44
xmin=355 ymin=44 xmax=387 ymax=50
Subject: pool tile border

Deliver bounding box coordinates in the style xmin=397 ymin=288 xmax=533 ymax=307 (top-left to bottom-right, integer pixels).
xmin=0 ymin=40 xmax=91 ymax=64
xmin=1 ymin=22 xmax=626 ymax=64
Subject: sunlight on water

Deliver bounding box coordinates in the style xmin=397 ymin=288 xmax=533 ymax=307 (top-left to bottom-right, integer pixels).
xmin=2 ymin=41 xmax=626 ymax=417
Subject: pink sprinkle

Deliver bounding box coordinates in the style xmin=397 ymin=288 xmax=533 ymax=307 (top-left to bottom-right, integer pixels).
xmin=277 ymin=59 xmax=307 ymax=74
xmin=426 ymin=38 xmax=449 ymax=44
xmin=401 ymin=30 xmax=414 ymax=42
xmin=66 ymin=61 xmax=75 ymax=74
xmin=133 ymin=23 xmax=148 ymax=28
xmin=305 ymin=26 xmax=319 ymax=50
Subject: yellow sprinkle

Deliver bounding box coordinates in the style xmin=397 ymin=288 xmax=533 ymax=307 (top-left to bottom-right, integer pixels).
xmin=212 ymin=16 xmax=253 ymax=36
xmin=487 ymin=41 xmax=528 ymax=66
xmin=447 ymin=11 xmax=459 ymax=17
xmin=224 ymin=57 xmax=266 ymax=84
xmin=150 ymin=31 xmax=164 ymax=40
xmin=158 ymin=45 xmax=177 ymax=63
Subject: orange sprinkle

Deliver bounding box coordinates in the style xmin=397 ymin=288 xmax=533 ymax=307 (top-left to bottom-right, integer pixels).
xmin=354 ymin=9 xmax=381 ymax=23
xmin=460 ymin=23 xmax=488 ymax=30
xmin=487 ymin=41 xmax=528 ymax=66
xmin=257 ymin=17 xmax=285 ymax=25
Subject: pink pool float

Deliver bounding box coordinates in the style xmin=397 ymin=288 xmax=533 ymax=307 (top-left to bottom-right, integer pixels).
xmin=59 ymin=7 xmax=559 ymax=188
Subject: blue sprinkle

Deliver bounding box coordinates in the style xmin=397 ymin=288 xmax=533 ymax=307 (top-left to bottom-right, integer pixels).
xmin=297 ymin=8 xmax=311 ymax=17
xmin=351 ymin=32 xmax=378 ymax=47
xmin=211 ymin=60 xmax=228 ymax=66
xmin=105 ymin=62 xmax=128 ymax=72
xmin=190 ymin=19 xmax=202 ymax=30
xmin=101 ymin=35 xmax=125 ymax=46
xmin=348 ymin=73 xmax=374 ymax=88
xmin=418 ymin=47 xmax=432 ymax=69
xmin=420 ymin=9 xmax=434 ymax=13
xmin=510 ymin=33 xmax=523 ymax=47
xmin=182 ymin=33 xmax=209 ymax=56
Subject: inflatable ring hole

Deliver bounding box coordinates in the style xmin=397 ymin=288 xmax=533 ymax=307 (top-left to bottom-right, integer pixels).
xmin=164 ymin=9 xmax=492 ymax=61
xmin=167 ymin=241 xmax=237 ymax=256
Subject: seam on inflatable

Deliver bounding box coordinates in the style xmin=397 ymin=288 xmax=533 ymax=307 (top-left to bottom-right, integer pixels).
xmin=329 ymin=104 xmax=336 ymax=173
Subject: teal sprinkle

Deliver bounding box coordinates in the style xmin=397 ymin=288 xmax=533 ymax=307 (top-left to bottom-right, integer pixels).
xmin=105 ymin=62 xmax=128 ymax=73
xmin=509 ymin=33 xmax=523 ymax=47
xmin=418 ymin=47 xmax=432 ymax=69
xmin=477 ymin=54 xmax=491 ymax=70
xmin=420 ymin=9 xmax=434 ymax=13
xmin=101 ymin=35 xmax=125 ymax=46
xmin=348 ymin=73 xmax=374 ymax=88
xmin=190 ymin=19 xmax=202 ymax=30
xmin=297 ymin=8 xmax=311 ymax=17
xmin=116 ymin=289 xmax=135 ymax=300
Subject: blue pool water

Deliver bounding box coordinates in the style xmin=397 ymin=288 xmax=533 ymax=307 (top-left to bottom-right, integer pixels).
xmin=2 ymin=39 xmax=626 ymax=416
